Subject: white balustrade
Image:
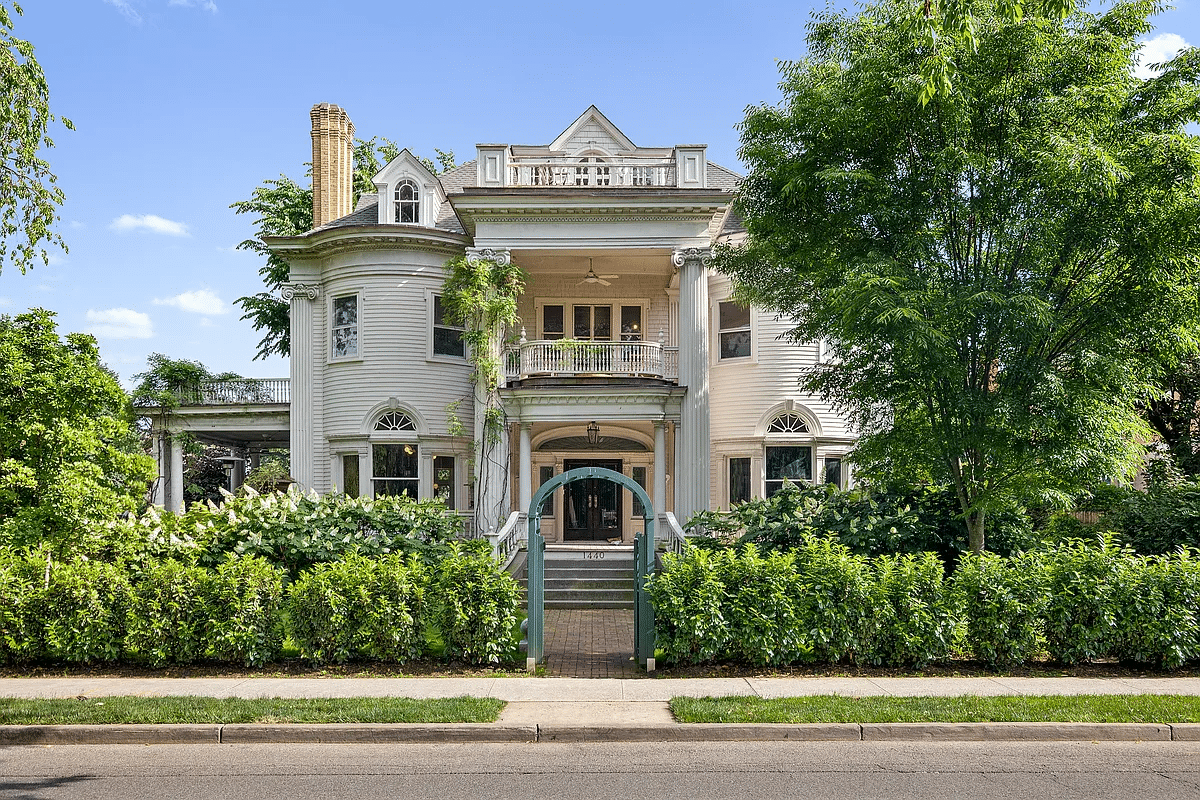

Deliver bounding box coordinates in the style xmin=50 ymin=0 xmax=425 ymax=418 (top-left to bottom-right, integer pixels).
xmin=508 ymin=159 xmax=676 ymax=188
xmin=186 ymin=378 xmax=290 ymax=405
xmin=503 ymin=340 xmax=680 ymax=383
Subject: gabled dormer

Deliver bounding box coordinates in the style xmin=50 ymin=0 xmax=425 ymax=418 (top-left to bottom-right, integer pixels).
xmin=372 ymin=150 xmax=448 ymax=227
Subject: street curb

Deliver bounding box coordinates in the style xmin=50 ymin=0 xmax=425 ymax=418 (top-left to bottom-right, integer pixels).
xmin=0 ymin=721 xmax=1193 ymax=745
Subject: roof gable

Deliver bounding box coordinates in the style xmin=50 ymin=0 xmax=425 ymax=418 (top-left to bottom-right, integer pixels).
xmin=549 ymin=106 xmax=636 ymax=154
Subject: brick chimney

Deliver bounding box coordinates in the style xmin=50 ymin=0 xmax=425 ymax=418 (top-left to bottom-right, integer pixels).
xmin=310 ymin=103 xmax=355 ymax=228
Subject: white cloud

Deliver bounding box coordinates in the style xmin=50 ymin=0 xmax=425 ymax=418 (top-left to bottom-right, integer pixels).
xmin=169 ymin=0 xmax=218 ymax=11
xmin=104 ymin=0 xmax=142 ymax=24
xmin=1135 ymin=33 xmax=1191 ymax=80
xmin=110 ymin=214 xmax=190 ymax=237
xmin=0 ymin=297 xmax=12 ymax=308
xmin=153 ymin=289 xmax=228 ymax=315
xmin=85 ymin=308 xmax=154 ymax=340
xmin=69 ymin=220 xmax=85 ymax=229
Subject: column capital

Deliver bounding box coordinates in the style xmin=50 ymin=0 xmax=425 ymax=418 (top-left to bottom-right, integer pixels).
xmin=281 ymin=282 xmax=321 ymax=301
xmin=466 ymin=247 xmax=512 ymax=266
xmin=671 ymin=247 xmax=712 ymax=269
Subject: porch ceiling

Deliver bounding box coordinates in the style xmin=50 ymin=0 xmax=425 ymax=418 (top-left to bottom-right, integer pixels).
xmin=511 ymin=249 xmax=675 ymax=278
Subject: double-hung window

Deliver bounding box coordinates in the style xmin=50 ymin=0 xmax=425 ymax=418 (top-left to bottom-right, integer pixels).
xmin=432 ymin=294 xmax=465 ymax=358
xmin=331 ymin=294 xmax=359 ymax=359
xmin=765 ymin=446 xmax=812 ymax=497
xmin=718 ymin=301 xmax=751 ymax=359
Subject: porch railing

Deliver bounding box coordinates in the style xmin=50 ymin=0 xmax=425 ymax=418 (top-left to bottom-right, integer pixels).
xmin=509 ymin=159 xmax=676 ymax=188
xmin=487 ymin=510 xmax=527 ymax=569
xmin=661 ymin=511 xmax=689 ymax=555
xmin=503 ymin=340 xmax=678 ymax=383
xmin=174 ymin=378 xmax=290 ymax=406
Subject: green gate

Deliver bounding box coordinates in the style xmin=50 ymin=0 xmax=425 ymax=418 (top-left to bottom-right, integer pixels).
xmin=524 ymin=466 xmax=656 ymax=671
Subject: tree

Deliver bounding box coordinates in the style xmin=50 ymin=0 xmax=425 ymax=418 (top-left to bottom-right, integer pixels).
xmin=130 ymin=352 xmax=240 ymax=410
xmin=716 ymin=0 xmax=1200 ymax=552
xmin=0 ymin=2 xmax=72 ymax=275
xmin=231 ymin=140 xmax=456 ymax=360
xmin=0 ymin=309 xmax=154 ymax=549
xmin=1143 ymin=357 xmax=1200 ymax=476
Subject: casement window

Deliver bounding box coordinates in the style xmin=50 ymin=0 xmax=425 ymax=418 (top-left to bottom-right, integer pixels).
xmin=331 ymin=294 xmax=359 ymax=359
xmin=823 ymin=457 xmax=843 ymax=489
xmin=432 ymin=294 xmax=465 ymax=358
xmin=538 ymin=465 xmax=555 ymax=517
xmin=765 ymin=446 xmax=813 ymax=497
xmin=541 ymin=303 xmax=645 ymax=342
xmin=433 ymin=456 xmax=455 ymax=509
xmin=620 ymin=306 xmax=642 ymax=341
xmin=341 ymin=454 xmax=360 ymax=498
xmin=718 ymin=301 xmax=752 ymax=359
xmin=728 ymin=457 xmax=751 ymax=505
xmin=394 ymin=179 xmax=419 ymax=223
xmin=573 ymin=304 xmax=612 ymax=340
xmin=542 ymin=305 xmax=565 ymax=340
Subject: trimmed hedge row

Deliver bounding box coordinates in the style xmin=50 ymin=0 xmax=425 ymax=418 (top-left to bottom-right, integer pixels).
xmin=647 ymin=537 xmax=1200 ymax=669
xmin=0 ymin=544 xmax=520 ymax=667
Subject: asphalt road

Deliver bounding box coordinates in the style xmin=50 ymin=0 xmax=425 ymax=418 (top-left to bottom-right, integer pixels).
xmin=1 ymin=740 xmax=1198 ymax=799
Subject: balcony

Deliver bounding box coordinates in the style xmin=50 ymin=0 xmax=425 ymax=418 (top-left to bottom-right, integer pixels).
xmin=508 ymin=158 xmax=676 ymax=188
xmin=504 ymin=340 xmax=678 ymax=385
xmin=173 ymin=378 xmax=291 ymax=406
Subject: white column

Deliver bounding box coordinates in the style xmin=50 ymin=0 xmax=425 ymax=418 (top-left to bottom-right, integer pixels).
xmin=283 ymin=283 xmax=320 ymax=490
xmin=653 ymin=421 xmax=666 ymax=517
xmin=168 ymin=434 xmax=185 ymax=513
xmin=672 ymin=247 xmax=712 ymax=523
xmin=519 ymin=423 xmax=532 ymax=512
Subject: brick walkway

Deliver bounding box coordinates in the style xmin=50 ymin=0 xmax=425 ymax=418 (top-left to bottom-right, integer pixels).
xmin=543 ymin=609 xmax=640 ymax=678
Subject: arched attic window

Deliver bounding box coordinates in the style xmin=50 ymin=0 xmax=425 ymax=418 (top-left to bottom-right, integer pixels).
xmin=765 ymin=411 xmax=813 ymax=496
xmin=394 ymin=179 xmax=420 ymax=223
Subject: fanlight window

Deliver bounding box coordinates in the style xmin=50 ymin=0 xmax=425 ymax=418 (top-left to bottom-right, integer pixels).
xmin=767 ymin=413 xmax=809 ymax=434
xmin=394 ymin=179 xmax=419 ymax=223
xmin=374 ymin=411 xmax=416 ymax=432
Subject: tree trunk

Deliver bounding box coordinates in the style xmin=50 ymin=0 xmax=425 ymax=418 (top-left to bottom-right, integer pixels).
xmin=967 ymin=509 xmax=986 ymax=553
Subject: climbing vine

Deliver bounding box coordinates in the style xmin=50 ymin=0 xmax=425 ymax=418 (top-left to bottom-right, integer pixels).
xmin=441 ymin=255 xmax=527 ymax=529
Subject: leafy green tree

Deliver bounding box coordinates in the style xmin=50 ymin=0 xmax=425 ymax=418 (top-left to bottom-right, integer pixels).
xmin=1144 ymin=357 xmax=1200 ymax=476
xmin=130 ymin=352 xmax=239 ymax=409
xmin=0 ymin=1 xmax=73 ymax=274
xmin=717 ymin=0 xmax=1200 ymax=552
xmin=231 ymin=140 xmax=456 ymax=360
xmin=0 ymin=309 xmax=154 ymax=549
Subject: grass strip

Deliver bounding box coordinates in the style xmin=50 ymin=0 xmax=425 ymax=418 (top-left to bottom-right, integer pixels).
xmin=0 ymin=696 xmax=504 ymax=725
xmin=670 ymin=694 xmax=1200 ymax=724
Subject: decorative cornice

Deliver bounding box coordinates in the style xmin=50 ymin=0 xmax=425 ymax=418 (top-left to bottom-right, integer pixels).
xmin=671 ymin=247 xmax=712 ymax=269
xmin=281 ymin=283 xmax=321 ymax=301
xmin=465 ymin=247 xmax=511 ymax=266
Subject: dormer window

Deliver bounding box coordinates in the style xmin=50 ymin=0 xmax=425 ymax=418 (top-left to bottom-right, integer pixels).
xmin=394 ymin=179 xmax=419 ymax=223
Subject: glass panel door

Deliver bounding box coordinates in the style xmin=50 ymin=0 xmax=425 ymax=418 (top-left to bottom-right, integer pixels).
xmin=562 ymin=459 xmax=622 ymax=541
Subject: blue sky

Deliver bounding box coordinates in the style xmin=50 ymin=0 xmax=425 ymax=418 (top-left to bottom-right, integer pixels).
xmin=1 ymin=0 xmax=1197 ymax=385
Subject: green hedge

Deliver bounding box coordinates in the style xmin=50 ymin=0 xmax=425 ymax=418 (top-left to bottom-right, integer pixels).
xmin=648 ymin=536 xmax=1200 ymax=669
xmin=0 ymin=548 xmax=517 ymax=669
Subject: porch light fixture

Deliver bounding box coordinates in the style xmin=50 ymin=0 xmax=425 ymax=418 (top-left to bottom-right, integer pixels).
xmin=587 ymin=421 xmax=601 ymax=446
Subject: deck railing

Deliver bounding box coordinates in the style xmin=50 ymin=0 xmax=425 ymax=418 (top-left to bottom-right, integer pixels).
xmin=509 ymin=159 xmax=676 ymax=188
xmin=503 ymin=340 xmax=679 ymax=384
xmin=174 ymin=378 xmax=290 ymax=406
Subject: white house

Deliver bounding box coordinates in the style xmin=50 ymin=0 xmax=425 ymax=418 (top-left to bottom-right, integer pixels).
xmin=151 ymin=104 xmax=857 ymax=542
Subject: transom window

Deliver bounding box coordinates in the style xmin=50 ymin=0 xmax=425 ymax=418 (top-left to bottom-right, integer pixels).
xmin=433 ymin=294 xmax=465 ymax=357
xmin=719 ymin=301 xmax=751 ymax=359
xmin=765 ymin=446 xmax=812 ymax=497
xmin=374 ymin=411 xmax=416 ymax=431
xmin=373 ymin=443 xmax=418 ymax=498
xmin=331 ymin=294 xmax=359 ymax=358
xmin=394 ymin=179 xmax=419 ymax=223
xmin=767 ymin=413 xmax=809 ymax=434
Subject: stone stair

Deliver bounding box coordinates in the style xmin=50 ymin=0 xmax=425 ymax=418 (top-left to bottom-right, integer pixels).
xmin=519 ymin=544 xmax=635 ymax=609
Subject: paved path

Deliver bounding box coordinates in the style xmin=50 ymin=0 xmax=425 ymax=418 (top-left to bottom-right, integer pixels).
xmin=543 ymin=609 xmax=637 ymax=678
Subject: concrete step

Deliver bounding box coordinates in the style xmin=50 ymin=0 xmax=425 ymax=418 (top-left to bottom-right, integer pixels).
xmin=544 ymin=578 xmax=634 ymax=591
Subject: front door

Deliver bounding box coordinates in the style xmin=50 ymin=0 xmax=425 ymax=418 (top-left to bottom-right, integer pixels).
xmin=563 ymin=459 xmax=622 ymax=541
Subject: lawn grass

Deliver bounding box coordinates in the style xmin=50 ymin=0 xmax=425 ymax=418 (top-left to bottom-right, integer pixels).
xmin=670 ymin=694 xmax=1200 ymax=724
xmin=0 ymin=696 xmax=505 ymax=725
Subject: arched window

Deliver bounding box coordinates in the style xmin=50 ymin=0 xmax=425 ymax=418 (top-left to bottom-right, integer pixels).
xmin=374 ymin=410 xmax=416 ymax=432
xmin=394 ymin=179 xmax=419 ymax=223
xmin=767 ymin=413 xmax=809 ymax=434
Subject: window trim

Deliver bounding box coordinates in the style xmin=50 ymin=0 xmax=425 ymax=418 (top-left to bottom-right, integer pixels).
xmin=427 ymin=289 xmax=468 ymax=363
xmin=328 ymin=289 xmax=364 ymax=363
xmin=712 ymin=296 xmax=757 ymax=365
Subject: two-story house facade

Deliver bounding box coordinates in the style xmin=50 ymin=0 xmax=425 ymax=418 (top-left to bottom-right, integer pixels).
xmin=152 ymin=104 xmax=856 ymax=541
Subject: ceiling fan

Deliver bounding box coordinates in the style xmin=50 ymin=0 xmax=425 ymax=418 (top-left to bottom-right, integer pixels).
xmin=577 ymin=259 xmax=619 ymax=287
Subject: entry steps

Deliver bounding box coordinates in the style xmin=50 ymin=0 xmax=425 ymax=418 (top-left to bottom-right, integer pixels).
xmin=518 ymin=544 xmax=636 ymax=609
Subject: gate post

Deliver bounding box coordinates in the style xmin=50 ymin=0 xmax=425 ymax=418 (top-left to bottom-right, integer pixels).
xmin=634 ymin=523 xmax=656 ymax=670
xmin=526 ymin=515 xmax=545 ymax=671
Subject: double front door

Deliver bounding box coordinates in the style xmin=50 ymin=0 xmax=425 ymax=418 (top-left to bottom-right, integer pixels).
xmin=563 ymin=459 xmax=622 ymax=541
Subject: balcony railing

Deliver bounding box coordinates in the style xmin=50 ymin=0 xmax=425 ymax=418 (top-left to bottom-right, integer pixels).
xmin=503 ymin=340 xmax=678 ymax=384
xmin=175 ymin=378 xmax=291 ymax=406
xmin=509 ymin=159 xmax=676 ymax=188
